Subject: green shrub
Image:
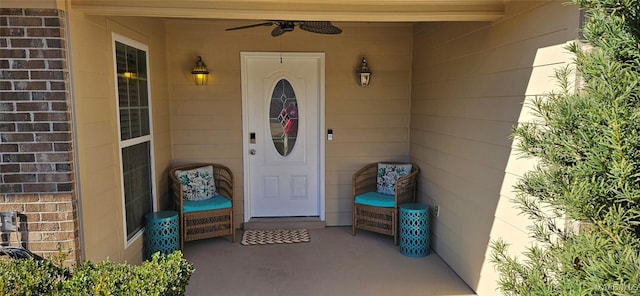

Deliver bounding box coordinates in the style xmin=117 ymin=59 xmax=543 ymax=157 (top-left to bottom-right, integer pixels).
xmin=491 ymin=0 xmax=640 ymax=294
xmin=0 ymin=257 xmax=67 ymax=295
xmin=0 ymin=251 xmax=194 ymax=296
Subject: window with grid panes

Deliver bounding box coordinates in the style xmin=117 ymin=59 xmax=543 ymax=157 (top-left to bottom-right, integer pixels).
xmin=114 ymin=36 xmax=154 ymax=241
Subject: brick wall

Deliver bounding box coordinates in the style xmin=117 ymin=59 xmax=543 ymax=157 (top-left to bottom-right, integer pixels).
xmin=1 ymin=193 xmax=79 ymax=265
xmin=0 ymin=8 xmax=79 ymax=264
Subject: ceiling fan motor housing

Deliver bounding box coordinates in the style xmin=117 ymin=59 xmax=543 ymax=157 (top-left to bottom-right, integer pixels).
xmin=280 ymin=21 xmax=295 ymax=32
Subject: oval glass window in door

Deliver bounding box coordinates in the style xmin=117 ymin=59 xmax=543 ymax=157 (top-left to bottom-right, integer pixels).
xmin=269 ymin=79 xmax=298 ymax=156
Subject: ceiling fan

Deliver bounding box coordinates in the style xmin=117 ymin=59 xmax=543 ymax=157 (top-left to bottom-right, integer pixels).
xmin=225 ymin=21 xmax=342 ymax=37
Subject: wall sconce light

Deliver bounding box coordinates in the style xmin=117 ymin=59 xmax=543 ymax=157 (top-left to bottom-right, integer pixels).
xmin=191 ymin=56 xmax=209 ymax=86
xmin=356 ymin=57 xmax=371 ymax=87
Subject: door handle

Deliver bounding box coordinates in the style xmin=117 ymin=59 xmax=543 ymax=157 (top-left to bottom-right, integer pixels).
xmin=250 ymin=149 xmax=256 ymax=155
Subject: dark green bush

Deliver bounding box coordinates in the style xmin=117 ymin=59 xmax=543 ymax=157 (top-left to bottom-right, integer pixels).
xmin=0 ymin=251 xmax=194 ymax=296
xmin=0 ymin=257 xmax=66 ymax=295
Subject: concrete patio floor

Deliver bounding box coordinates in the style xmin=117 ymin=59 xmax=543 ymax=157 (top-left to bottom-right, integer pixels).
xmin=182 ymin=226 xmax=476 ymax=296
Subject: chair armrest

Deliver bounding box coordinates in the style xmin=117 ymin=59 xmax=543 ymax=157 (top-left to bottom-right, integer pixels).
xmin=212 ymin=164 xmax=234 ymax=202
xmin=352 ymin=163 xmax=378 ymax=197
xmin=168 ymin=169 xmax=184 ymax=211
xmin=394 ymin=164 xmax=420 ymax=205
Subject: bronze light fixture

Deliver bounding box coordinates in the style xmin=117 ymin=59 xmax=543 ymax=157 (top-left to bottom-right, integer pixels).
xmin=191 ymin=56 xmax=209 ymax=86
xmin=356 ymin=57 xmax=371 ymax=86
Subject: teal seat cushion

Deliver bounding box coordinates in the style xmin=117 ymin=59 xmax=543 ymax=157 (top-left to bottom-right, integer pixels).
xmin=354 ymin=191 xmax=395 ymax=207
xmin=183 ymin=195 xmax=232 ymax=213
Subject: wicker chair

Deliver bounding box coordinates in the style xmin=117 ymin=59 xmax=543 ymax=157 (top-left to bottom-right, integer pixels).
xmin=169 ymin=163 xmax=235 ymax=249
xmin=352 ymin=162 xmax=420 ymax=245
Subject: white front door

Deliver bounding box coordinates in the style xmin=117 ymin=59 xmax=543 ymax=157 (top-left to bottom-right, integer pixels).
xmin=241 ymin=52 xmax=324 ymax=220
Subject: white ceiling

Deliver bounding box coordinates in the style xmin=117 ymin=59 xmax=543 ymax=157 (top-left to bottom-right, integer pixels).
xmin=70 ymin=0 xmax=506 ymax=22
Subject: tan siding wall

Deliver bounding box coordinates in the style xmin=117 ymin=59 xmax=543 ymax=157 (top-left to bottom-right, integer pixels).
xmin=67 ymin=8 xmax=171 ymax=263
xmin=410 ymin=1 xmax=579 ymax=294
xmin=165 ymin=21 xmax=413 ymax=226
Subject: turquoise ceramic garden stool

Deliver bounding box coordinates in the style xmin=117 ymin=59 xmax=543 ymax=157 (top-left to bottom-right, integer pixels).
xmin=399 ymin=203 xmax=430 ymax=257
xmin=144 ymin=211 xmax=179 ymax=260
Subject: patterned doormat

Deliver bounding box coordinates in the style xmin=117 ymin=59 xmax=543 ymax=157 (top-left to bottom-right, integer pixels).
xmin=241 ymin=229 xmax=310 ymax=246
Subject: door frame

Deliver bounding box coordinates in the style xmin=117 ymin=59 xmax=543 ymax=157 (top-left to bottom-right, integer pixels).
xmin=241 ymin=51 xmax=326 ymax=222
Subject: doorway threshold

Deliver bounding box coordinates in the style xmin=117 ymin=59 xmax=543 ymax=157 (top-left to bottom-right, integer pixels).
xmin=243 ymin=217 xmax=325 ymax=230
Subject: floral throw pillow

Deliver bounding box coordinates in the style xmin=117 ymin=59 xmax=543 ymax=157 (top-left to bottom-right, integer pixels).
xmin=174 ymin=165 xmax=217 ymax=201
xmin=376 ymin=163 xmax=412 ymax=195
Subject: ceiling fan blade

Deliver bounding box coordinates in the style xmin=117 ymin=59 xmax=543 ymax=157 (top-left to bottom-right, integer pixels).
xmin=225 ymin=21 xmax=274 ymax=31
xmin=299 ymin=21 xmax=342 ymax=34
xmin=299 ymin=21 xmax=333 ymax=28
xmin=271 ymin=26 xmax=286 ymax=37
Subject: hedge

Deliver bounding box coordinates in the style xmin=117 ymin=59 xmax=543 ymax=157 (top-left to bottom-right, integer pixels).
xmin=0 ymin=251 xmax=194 ymax=296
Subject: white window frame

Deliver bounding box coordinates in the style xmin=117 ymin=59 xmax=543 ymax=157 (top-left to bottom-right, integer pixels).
xmin=112 ymin=33 xmax=157 ymax=247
